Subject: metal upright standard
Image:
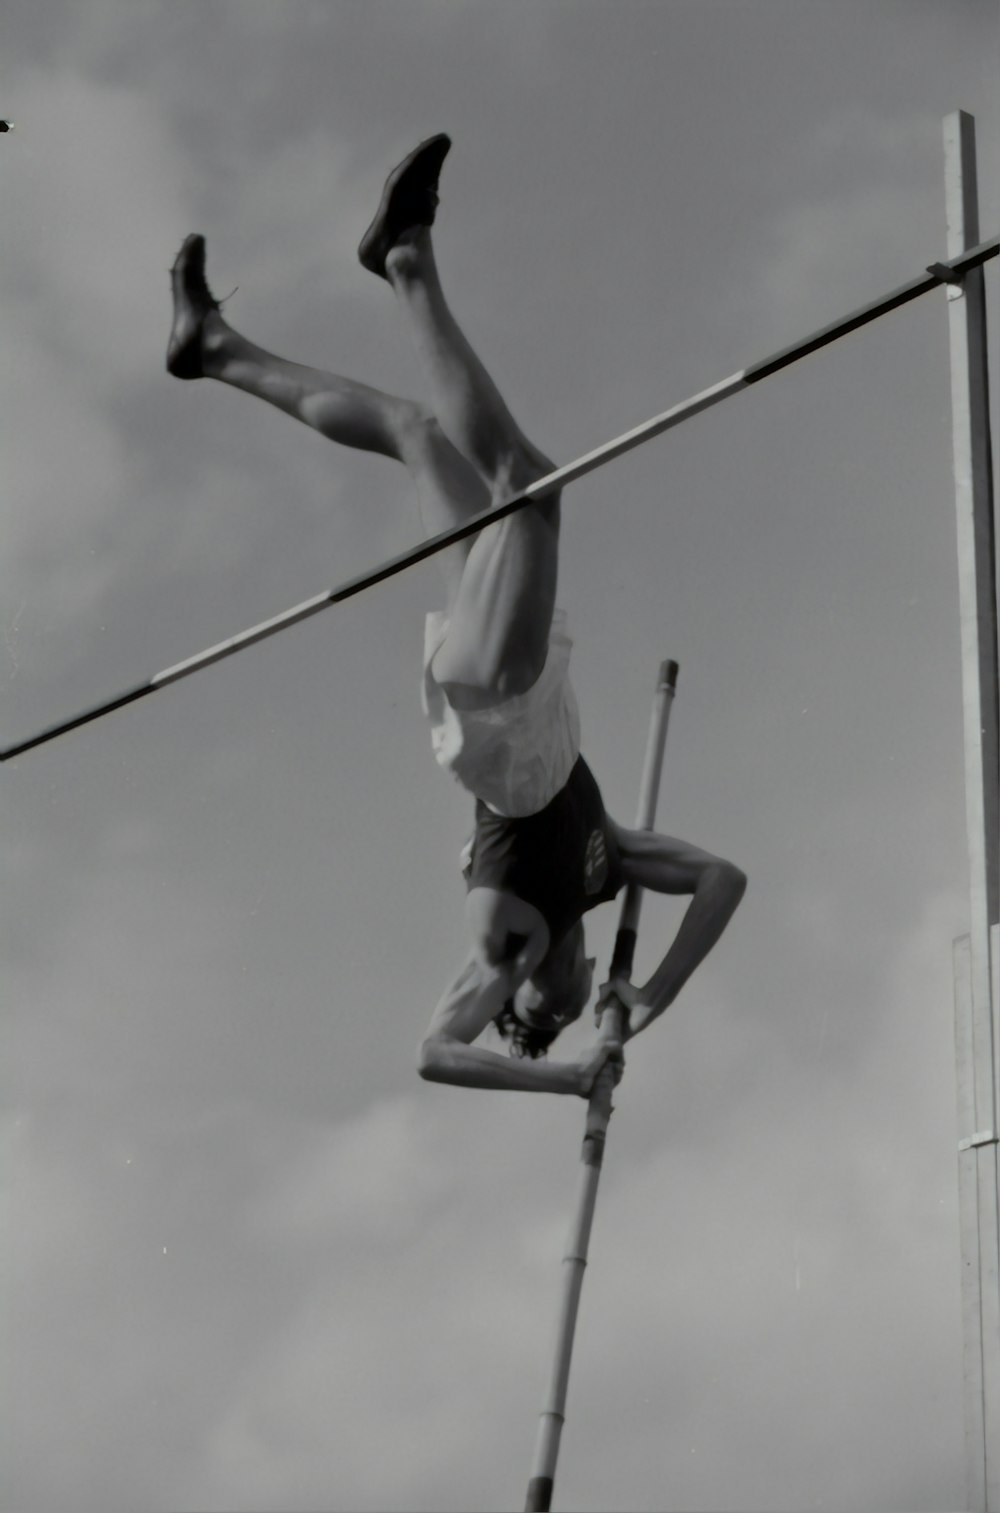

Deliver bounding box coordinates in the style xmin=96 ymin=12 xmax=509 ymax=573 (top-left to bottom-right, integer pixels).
xmin=945 ymin=112 xmax=1000 ymax=1513
xmin=524 ymin=660 xmax=677 ymax=1513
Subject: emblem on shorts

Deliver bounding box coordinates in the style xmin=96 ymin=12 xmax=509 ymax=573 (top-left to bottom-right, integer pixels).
xmin=583 ymin=829 xmax=608 ymax=895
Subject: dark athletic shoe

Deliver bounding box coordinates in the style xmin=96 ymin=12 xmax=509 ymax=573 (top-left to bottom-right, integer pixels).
xmin=357 ymin=133 xmax=451 ymax=279
xmin=166 ymin=233 xmax=220 ymax=379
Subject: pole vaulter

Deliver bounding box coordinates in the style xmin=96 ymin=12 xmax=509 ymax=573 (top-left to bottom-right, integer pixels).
xmin=0 ymin=235 xmax=994 ymax=765
xmin=5 ymin=124 xmax=751 ymax=1490
xmin=524 ymin=659 xmax=676 ymax=1513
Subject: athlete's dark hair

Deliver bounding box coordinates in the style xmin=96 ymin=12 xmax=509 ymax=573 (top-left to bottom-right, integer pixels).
xmin=494 ymin=999 xmax=561 ymax=1060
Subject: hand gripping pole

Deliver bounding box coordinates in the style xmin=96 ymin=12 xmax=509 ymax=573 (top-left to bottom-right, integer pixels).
xmin=524 ymin=659 xmax=678 ymax=1513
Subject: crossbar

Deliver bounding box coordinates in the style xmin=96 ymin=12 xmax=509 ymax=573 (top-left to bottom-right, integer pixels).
xmin=1 ymin=235 xmax=995 ymax=763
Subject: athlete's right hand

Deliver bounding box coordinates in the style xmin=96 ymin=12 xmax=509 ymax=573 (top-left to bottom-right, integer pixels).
xmin=574 ymin=1039 xmax=625 ymax=1098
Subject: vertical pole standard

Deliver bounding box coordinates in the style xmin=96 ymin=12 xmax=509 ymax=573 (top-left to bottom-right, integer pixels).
xmin=524 ymin=660 xmax=678 ymax=1513
xmin=944 ymin=110 xmax=1000 ymax=1513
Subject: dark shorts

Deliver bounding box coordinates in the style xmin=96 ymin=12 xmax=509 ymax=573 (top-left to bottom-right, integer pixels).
xmin=465 ymin=755 xmax=624 ymax=945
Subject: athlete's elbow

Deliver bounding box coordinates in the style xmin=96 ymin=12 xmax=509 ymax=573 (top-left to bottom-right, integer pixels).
xmin=723 ymin=861 xmax=748 ymax=905
xmin=706 ymin=859 xmax=747 ymax=906
xmin=417 ymin=1035 xmax=449 ymax=1082
xmin=417 ymin=1037 xmax=438 ymax=1080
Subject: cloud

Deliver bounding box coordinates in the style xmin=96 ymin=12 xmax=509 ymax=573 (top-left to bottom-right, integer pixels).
xmin=246 ymin=1095 xmax=455 ymax=1247
xmin=759 ymin=181 xmax=931 ymax=328
xmin=172 ymin=884 xmax=966 ymax=1510
xmin=3 ymin=68 xmax=197 ymax=379
xmin=5 ymin=850 xmax=969 ymax=1511
xmin=717 ymin=103 xmax=944 ymax=351
xmin=0 ymin=66 xmax=197 ymax=642
xmin=1 ymin=316 xmax=132 ymax=627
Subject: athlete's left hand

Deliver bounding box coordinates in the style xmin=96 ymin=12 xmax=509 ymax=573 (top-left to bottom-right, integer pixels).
xmin=595 ymin=976 xmax=641 ymax=1034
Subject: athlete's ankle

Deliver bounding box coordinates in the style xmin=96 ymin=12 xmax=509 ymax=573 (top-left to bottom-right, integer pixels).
xmin=198 ymin=311 xmax=234 ymax=376
xmin=385 ymin=228 xmax=432 ymax=283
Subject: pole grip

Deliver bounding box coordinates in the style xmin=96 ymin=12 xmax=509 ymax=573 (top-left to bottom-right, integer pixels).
xmin=582 ymin=1002 xmax=627 ymax=1165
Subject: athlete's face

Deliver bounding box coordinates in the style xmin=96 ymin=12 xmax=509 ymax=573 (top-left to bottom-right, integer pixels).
xmin=512 ymin=932 xmax=596 ymax=1041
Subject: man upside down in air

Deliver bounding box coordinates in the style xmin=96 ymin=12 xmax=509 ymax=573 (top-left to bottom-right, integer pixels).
xmin=166 ymin=134 xmax=746 ymax=1098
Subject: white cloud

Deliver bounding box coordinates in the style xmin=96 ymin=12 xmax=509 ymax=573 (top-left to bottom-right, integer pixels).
xmin=728 ymin=103 xmax=943 ymax=346
xmin=4 ymin=874 xmax=970 ymax=1510
xmin=178 ymin=893 xmax=967 ymax=1509
xmin=3 ymin=68 xmax=198 ymax=380
xmin=1 ymin=314 xmax=132 ymax=625
xmin=247 ymin=1095 xmax=454 ymax=1245
xmin=0 ymin=67 xmax=197 ymax=638
xmin=758 ymin=180 xmax=930 ymax=330
xmin=201 ymin=125 xmax=360 ymax=307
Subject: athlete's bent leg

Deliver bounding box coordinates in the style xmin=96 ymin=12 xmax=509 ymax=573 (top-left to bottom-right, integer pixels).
xmin=166 ymin=234 xmax=492 ymax=604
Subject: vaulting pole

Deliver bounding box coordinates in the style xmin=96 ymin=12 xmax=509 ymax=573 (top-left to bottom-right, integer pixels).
xmin=1 ymin=238 xmax=995 ymax=763
xmin=524 ymin=659 xmax=677 ymax=1513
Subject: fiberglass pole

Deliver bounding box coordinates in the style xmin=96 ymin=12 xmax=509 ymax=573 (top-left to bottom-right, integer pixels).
xmin=524 ymin=658 xmax=678 ymax=1513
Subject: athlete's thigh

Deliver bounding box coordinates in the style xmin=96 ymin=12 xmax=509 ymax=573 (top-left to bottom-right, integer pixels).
xmin=465 ymin=885 xmax=551 ymax=977
xmin=431 ymin=496 xmax=562 ymax=700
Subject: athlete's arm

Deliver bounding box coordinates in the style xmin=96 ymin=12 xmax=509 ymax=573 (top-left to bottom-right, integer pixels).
xmin=418 ymin=955 xmax=621 ymax=1095
xmin=603 ymin=824 xmax=747 ymax=1039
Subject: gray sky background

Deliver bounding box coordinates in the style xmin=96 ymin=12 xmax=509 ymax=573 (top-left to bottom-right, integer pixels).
xmin=2 ymin=3 xmax=998 ymax=1510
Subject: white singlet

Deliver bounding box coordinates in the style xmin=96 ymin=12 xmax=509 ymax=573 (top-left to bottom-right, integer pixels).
xmin=421 ymin=609 xmax=581 ymax=819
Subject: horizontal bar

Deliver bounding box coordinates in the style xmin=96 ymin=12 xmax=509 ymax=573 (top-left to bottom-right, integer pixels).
xmin=744 ymin=235 xmax=998 ymax=382
xmin=0 ymin=679 xmax=156 ymax=758
xmin=1 ymin=235 xmax=995 ymax=762
xmin=152 ymin=590 xmax=336 ymax=686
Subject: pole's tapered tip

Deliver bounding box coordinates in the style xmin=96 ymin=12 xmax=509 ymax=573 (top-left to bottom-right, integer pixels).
xmin=660 ymin=659 xmax=679 ymax=691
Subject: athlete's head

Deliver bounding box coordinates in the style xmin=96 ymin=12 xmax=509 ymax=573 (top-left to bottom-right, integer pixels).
xmin=495 ymin=923 xmax=596 ymax=1059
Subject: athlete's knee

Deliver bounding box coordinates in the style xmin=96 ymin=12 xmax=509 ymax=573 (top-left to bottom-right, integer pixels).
xmin=467 ymin=891 xmax=550 ymax=981
xmin=478 ymin=926 xmax=524 ymax=974
xmin=475 ymin=652 xmax=546 ymax=702
xmin=433 ymin=632 xmax=545 ymax=702
xmin=466 ymin=900 xmax=515 ymax=974
xmin=718 ymin=859 xmax=748 ymax=902
xmin=395 ymin=400 xmax=442 ymax=449
xmin=491 ymin=437 xmax=558 ymax=502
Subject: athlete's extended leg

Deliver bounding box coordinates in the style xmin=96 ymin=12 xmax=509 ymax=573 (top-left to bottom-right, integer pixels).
xmin=166 ymin=234 xmax=490 ymax=605
xmin=387 ymin=228 xmax=560 ymax=701
xmin=358 ymin=137 xmax=561 ymax=702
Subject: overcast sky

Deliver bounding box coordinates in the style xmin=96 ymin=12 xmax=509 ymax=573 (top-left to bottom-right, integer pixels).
xmin=2 ymin=3 xmax=998 ymax=1510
